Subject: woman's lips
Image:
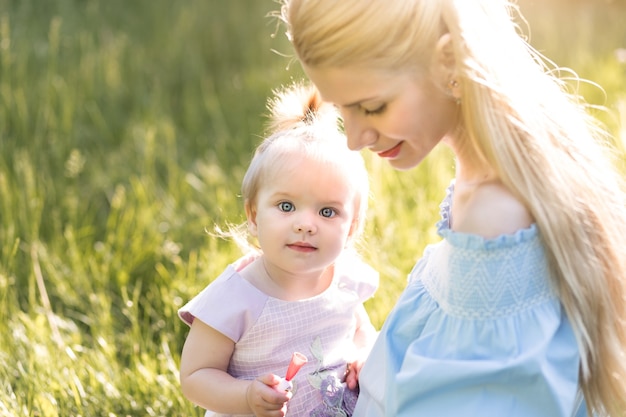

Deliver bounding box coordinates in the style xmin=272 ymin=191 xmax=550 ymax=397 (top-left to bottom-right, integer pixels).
xmin=377 ymin=142 xmax=402 ymax=158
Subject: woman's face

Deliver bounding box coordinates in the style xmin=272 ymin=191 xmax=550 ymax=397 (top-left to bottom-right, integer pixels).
xmin=303 ymin=65 xmax=460 ymax=170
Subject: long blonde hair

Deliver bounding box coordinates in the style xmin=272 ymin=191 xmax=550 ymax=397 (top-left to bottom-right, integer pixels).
xmin=280 ymin=0 xmax=626 ymax=414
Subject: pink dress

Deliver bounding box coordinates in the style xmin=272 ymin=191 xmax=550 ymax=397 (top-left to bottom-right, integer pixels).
xmin=179 ymin=252 xmax=379 ymax=417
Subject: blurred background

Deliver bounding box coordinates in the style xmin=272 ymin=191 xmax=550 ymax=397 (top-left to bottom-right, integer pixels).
xmin=0 ymin=0 xmax=624 ymax=415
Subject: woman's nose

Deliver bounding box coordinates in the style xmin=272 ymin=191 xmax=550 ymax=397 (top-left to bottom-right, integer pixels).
xmin=341 ymin=113 xmax=378 ymax=151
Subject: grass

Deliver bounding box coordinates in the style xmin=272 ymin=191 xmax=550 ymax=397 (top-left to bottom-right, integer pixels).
xmin=0 ymin=0 xmax=624 ymax=415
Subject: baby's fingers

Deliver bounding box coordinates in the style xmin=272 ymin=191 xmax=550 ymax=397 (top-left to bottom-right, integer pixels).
xmin=345 ymin=362 xmax=361 ymax=390
xmin=247 ymin=375 xmax=291 ymax=417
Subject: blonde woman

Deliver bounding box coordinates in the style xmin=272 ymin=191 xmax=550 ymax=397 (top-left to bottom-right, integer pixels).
xmin=277 ymin=0 xmax=626 ymax=416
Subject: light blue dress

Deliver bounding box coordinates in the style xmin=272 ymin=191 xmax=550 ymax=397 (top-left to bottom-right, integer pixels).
xmin=354 ymin=184 xmax=586 ymax=417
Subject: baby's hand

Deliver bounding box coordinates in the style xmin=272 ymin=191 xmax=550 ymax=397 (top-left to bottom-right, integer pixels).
xmin=246 ymin=373 xmax=292 ymax=417
xmin=344 ymin=359 xmax=364 ymax=390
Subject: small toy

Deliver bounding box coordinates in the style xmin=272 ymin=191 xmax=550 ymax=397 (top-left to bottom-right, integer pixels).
xmin=276 ymin=352 xmax=308 ymax=391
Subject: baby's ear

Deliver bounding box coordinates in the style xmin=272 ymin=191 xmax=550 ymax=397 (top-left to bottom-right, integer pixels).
xmin=345 ymin=216 xmax=360 ymax=247
xmin=244 ymin=199 xmax=258 ymax=236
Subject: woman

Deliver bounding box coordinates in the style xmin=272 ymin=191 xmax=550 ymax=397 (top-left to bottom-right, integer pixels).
xmin=277 ymin=0 xmax=626 ymax=416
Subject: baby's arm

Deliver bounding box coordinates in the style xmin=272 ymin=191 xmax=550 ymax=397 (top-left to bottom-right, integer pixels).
xmin=179 ymin=319 xmax=291 ymax=416
xmin=345 ymin=303 xmax=378 ymax=390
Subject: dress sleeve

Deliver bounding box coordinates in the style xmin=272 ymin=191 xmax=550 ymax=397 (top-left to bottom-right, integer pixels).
xmin=177 ymin=265 xmax=267 ymax=342
xmin=373 ymin=234 xmax=581 ymax=416
xmin=335 ymin=251 xmax=379 ymax=302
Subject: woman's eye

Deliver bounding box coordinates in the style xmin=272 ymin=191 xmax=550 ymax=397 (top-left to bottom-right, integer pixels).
xmin=363 ymin=104 xmax=386 ymax=116
xmin=320 ymin=207 xmax=336 ymax=218
xmin=278 ymin=202 xmax=295 ymax=212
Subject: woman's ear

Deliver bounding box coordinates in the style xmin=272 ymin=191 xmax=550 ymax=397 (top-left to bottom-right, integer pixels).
xmin=244 ymin=199 xmax=258 ymax=236
xmin=434 ymin=33 xmax=461 ymax=99
xmin=436 ymin=33 xmax=456 ymax=73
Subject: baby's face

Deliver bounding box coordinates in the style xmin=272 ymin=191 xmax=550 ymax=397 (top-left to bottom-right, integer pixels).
xmin=247 ymin=155 xmax=357 ymax=276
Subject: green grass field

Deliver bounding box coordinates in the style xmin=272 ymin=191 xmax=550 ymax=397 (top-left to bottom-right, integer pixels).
xmin=0 ymin=0 xmax=624 ymax=415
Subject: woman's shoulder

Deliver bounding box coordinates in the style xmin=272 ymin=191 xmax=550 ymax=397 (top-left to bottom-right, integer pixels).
xmin=451 ymin=180 xmax=533 ymax=239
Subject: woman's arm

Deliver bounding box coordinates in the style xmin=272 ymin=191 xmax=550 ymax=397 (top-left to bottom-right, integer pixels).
xmin=179 ymin=318 xmax=290 ymax=416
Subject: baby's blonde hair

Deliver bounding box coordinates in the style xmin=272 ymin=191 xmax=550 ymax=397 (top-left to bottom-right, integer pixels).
xmin=281 ymin=0 xmax=626 ymax=415
xmin=225 ymin=82 xmax=370 ymax=254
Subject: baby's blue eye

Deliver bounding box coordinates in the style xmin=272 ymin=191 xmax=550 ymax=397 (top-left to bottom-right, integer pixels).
xmin=278 ymin=201 xmax=295 ymax=212
xmin=320 ymin=207 xmax=336 ymax=218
